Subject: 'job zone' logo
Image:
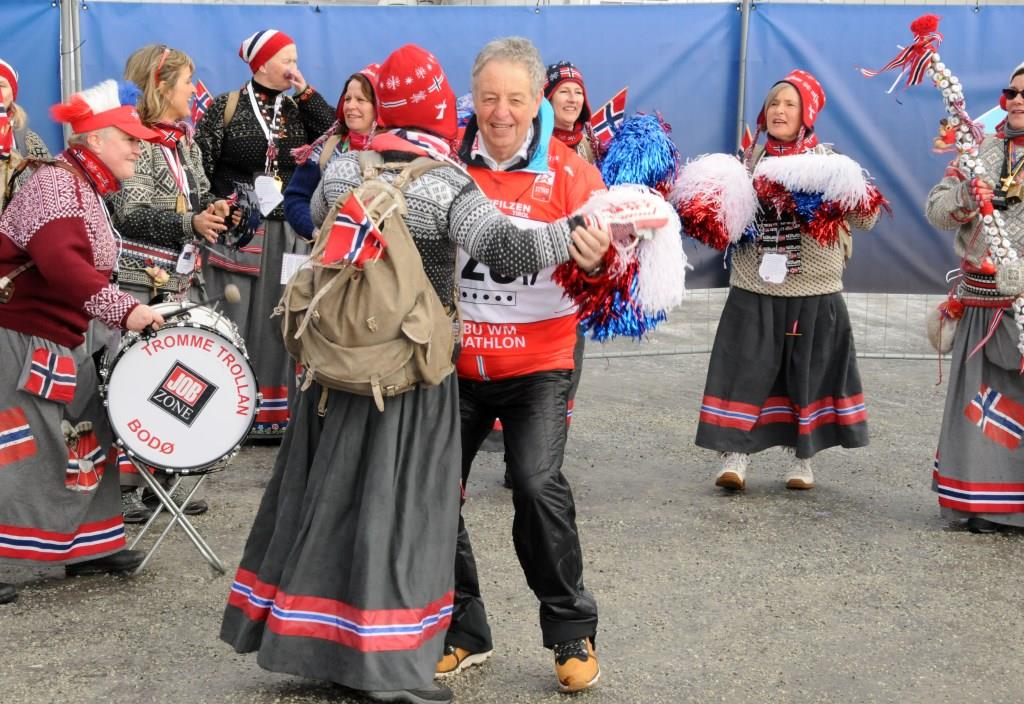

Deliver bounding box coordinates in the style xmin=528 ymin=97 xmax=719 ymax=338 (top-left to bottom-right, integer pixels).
xmin=149 ymin=362 xmax=218 ymax=426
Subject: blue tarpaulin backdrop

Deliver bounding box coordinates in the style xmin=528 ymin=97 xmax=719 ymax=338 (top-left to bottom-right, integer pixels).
xmin=4 ymin=1 xmax=1021 ymax=292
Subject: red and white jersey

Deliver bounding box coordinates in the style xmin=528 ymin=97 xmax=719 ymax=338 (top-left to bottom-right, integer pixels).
xmin=457 ymin=138 xmax=605 ymax=381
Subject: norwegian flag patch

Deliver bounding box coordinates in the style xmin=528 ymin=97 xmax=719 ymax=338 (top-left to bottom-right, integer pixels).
xmin=322 ymin=195 xmax=387 ymax=266
xmin=0 ymin=407 xmax=36 ymax=467
xmin=965 ymin=384 xmax=1024 ymax=450
xmin=22 ymin=348 xmax=77 ymax=403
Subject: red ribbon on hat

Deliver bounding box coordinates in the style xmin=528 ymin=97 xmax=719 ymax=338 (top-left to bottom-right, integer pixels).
xmin=859 ymin=14 xmax=943 ymax=93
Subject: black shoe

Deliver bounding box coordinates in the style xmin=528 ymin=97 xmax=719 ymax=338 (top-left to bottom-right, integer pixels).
xmin=122 ymin=489 xmax=154 ymax=524
xmin=142 ymin=488 xmax=209 ymax=516
xmin=66 ymin=549 xmax=145 ymax=577
xmin=502 ymin=468 xmax=513 ymax=490
xmin=966 ymin=516 xmax=1002 ymax=534
xmin=365 ymin=683 xmax=452 ymax=704
xmin=0 ymin=582 xmax=17 ymax=604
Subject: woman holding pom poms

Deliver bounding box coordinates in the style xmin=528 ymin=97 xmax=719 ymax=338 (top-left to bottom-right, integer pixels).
xmin=678 ymin=70 xmax=886 ymax=491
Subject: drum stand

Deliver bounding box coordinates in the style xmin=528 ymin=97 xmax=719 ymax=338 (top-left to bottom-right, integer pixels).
xmin=127 ymin=459 xmax=226 ymax=575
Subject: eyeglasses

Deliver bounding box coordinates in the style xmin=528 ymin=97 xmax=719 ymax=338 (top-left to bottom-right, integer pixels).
xmin=1002 ymin=88 xmax=1024 ymax=101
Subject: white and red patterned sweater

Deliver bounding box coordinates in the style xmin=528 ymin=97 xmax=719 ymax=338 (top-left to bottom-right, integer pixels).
xmin=0 ymin=153 xmax=138 ymax=348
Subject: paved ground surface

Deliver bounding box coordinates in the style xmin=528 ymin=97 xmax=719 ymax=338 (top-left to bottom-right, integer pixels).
xmin=2 ymin=303 xmax=1022 ymax=704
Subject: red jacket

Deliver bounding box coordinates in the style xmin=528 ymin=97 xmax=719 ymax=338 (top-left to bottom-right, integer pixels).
xmin=456 ymin=123 xmax=605 ymax=381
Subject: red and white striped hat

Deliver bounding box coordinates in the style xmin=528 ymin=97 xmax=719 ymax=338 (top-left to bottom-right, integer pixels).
xmin=0 ymin=59 xmax=18 ymax=101
xmin=238 ymin=29 xmax=295 ymax=73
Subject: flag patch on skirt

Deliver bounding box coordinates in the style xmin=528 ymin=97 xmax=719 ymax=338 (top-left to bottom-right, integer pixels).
xmin=0 ymin=407 xmax=36 ymax=467
xmin=964 ymin=384 xmax=1024 ymax=450
xmin=23 ymin=348 xmax=77 ymax=403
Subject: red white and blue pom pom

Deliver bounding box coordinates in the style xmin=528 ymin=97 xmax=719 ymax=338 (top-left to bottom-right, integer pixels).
xmin=670 ymin=153 xmax=757 ymax=251
xmin=554 ymin=184 xmax=687 ymax=342
xmin=598 ymin=113 xmax=679 ymax=197
xmin=751 ymin=151 xmax=889 ymax=247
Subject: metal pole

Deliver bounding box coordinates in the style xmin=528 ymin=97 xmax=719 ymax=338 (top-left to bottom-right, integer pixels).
xmin=71 ymin=0 xmax=83 ymax=91
xmin=734 ymin=0 xmax=753 ymax=152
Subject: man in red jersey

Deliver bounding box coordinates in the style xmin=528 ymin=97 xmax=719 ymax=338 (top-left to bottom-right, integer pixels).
xmin=436 ymin=36 xmax=607 ymax=694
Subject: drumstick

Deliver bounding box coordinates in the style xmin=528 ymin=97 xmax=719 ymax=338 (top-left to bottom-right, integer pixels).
xmin=144 ymin=284 xmax=241 ymax=336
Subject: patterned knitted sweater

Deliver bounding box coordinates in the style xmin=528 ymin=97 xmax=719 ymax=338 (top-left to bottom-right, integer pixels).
xmin=0 ymin=153 xmax=138 ymax=347
xmin=730 ymin=145 xmax=879 ymax=297
xmin=106 ymin=138 xmax=216 ymax=294
xmin=0 ymin=128 xmax=51 ymax=212
xmin=925 ymin=134 xmax=1024 ymax=267
xmin=195 ymin=81 xmax=334 ymax=221
xmin=312 ymin=151 xmax=574 ymax=310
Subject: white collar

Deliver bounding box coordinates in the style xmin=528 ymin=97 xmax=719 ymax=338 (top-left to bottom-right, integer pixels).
xmin=471 ymin=125 xmax=533 ymax=171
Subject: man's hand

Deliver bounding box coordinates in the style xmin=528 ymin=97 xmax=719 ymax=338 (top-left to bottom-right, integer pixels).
xmin=125 ymin=305 xmax=165 ymax=333
xmin=569 ymin=225 xmax=611 ymax=274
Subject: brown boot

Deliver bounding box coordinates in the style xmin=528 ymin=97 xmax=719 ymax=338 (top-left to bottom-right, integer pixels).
xmin=554 ymin=637 xmax=600 ymax=692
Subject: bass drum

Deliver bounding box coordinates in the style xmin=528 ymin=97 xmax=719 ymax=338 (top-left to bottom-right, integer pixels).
xmin=102 ymin=303 xmax=259 ymax=473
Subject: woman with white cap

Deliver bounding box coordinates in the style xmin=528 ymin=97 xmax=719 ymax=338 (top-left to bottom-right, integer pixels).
xmin=0 ymin=80 xmax=165 ymax=605
xmin=195 ymin=29 xmax=334 ymax=440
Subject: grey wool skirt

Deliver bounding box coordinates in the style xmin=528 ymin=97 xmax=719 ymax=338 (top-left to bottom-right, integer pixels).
xmin=220 ymin=376 xmax=461 ymax=691
xmin=933 ymin=306 xmax=1024 ymax=528
xmin=695 ymin=287 xmax=868 ymax=459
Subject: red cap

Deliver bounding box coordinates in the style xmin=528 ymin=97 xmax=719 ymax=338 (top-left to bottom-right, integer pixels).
xmin=0 ymin=59 xmax=18 ymax=102
xmin=757 ymin=69 xmax=826 ymax=132
xmin=374 ymin=44 xmax=456 ymax=140
xmin=239 ymin=29 xmax=295 ymax=73
xmin=51 ymin=80 xmax=159 ymax=140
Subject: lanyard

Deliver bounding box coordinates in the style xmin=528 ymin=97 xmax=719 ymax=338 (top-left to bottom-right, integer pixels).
xmin=159 ymin=144 xmax=191 ymax=202
xmin=247 ymin=81 xmax=283 ymax=176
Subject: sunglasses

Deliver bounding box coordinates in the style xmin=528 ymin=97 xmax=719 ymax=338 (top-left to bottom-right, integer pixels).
xmin=1002 ymin=88 xmax=1024 ymax=101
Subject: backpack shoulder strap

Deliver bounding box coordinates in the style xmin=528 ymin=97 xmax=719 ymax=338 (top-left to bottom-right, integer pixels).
xmin=223 ymin=89 xmax=241 ymax=128
xmin=319 ymin=134 xmax=344 ymax=174
xmin=391 ymin=157 xmax=447 ymax=190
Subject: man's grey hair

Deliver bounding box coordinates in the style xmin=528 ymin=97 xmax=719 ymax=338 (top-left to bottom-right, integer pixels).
xmin=471 ymin=37 xmax=545 ymax=96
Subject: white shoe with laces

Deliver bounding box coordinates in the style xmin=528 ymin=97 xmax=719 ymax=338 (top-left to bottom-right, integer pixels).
xmin=784 ymin=458 xmax=815 ymax=490
xmin=715 ymin=452 xmax=749 ymax=490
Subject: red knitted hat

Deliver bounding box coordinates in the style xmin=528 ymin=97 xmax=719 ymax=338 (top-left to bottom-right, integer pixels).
xmin=239 ymin=29 xmax=295 ymax=73
xmin=374 ymin=44 xmax=456 ymax=140
xmin=0 ymin=59 xmax=18 ymax=102
xmin=757 ymin=69 xmax=826 ymax=131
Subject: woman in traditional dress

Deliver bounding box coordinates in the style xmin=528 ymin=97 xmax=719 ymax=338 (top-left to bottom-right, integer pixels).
xmin=195 ymin=29 xmax=334 ymax=439
xmin=0 ymin=58 xmax=51 ymax=211
xmin=0 ymin=80 xmax=164 ymax=605
xmin=108 ymin=44 xmax=235 ymax=521
xmin=688 ymin=70 xmax=884 ymax=491
xmin=284 ymin=63 xmax=378 ymax=240
xmin=927 ymin=62 xmax=1024 ymax=533
xmin=219 ymin=44 xmax=612 ymax=704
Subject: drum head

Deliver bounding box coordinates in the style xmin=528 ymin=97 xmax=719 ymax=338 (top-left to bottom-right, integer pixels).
xmin=105 ymin=323 xmax=258 ymax=472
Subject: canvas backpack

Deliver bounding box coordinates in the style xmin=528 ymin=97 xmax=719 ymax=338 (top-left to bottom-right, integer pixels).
xmin=275 ymin=151 xmax=458 ymax=413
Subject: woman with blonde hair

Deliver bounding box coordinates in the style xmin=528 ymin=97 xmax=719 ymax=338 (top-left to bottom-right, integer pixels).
xmin=0 ymin=58 xmax=51 ymax=211
xmin=108 ymin=44 xmax=234 ymax=521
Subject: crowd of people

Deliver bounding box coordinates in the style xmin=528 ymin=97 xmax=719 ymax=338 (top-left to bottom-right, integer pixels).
xmin=0 ymin=25 xmax=1022 ymax=704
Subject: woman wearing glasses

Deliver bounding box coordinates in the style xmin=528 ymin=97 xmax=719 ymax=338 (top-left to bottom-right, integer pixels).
xmin=926 ymin=62 xmax=1024 ymax=533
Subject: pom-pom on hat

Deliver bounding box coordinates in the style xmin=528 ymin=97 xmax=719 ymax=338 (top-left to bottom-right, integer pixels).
xmin=374 ymin=44 xmax=457 ymax=141
xmin=0 ymin=59 xmax=18 ymax=102
xmin=543 ymin=61 xmax=591 ymax=124
xmin=50 ymin=79 xmax=159 ymax=140
xmin=757 ymin=69 xmax=826 ymax=132
xmin=239 ymin=29 xmax=295 ymax=73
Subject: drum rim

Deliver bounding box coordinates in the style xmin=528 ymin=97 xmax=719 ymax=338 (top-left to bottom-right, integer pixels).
xmin=101 ymin=319 xmax=260 ymax=473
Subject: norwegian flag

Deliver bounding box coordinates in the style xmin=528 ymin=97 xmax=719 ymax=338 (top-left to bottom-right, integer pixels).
xmin=0 ymin=104 xmax=11 ymax=160
xmin=0 ymin=407 xmax=36 ymax=467
xmin=740 ymin=123 xmax=754 ymax=152
xmin=65 ymin=425 xmax=106 ymax=493
xmin=589 ymin=87 xmax=628 ymax=145
xmin=191 ymin=80 xmax=213 ymax=125
xmin=23 ymin=348 xmax=76 ymax=403
xmin=322 ymin=195 xmax=387 ymax=266
xmin=965 ymin=384 xmax=1024 ymax=450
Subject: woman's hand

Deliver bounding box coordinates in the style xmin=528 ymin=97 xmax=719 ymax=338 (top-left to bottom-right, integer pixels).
xmin=192 ymin=204 xmax=227 ymax=244
xmin=286 ymin=67 xmax=307 ymax=94
xmin=125 ymin=304 xmax=165 ymax=333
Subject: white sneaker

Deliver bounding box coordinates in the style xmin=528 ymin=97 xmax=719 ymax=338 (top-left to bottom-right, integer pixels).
xmin=715 ymin=453 xmax=748 ymax=490
xmin=784 ymin=458 xmax=815 ymax=490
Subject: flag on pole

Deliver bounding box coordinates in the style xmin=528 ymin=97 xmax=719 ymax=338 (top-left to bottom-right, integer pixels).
xmin=589 ymin=87 xmax=628 ymax=145
xmin=191 ymin=80 xmax=213 ymax=125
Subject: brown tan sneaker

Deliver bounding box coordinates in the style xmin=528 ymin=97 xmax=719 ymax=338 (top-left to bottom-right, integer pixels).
xmin=554 ymin=637 xmax=600 ymax=692
xmin=435 ymin=644 xmax=492 ymax=678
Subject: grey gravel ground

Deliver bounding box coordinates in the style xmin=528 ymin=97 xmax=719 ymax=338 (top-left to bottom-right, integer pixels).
xmin=2 ymin=303 xmax=1022 ymax=704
